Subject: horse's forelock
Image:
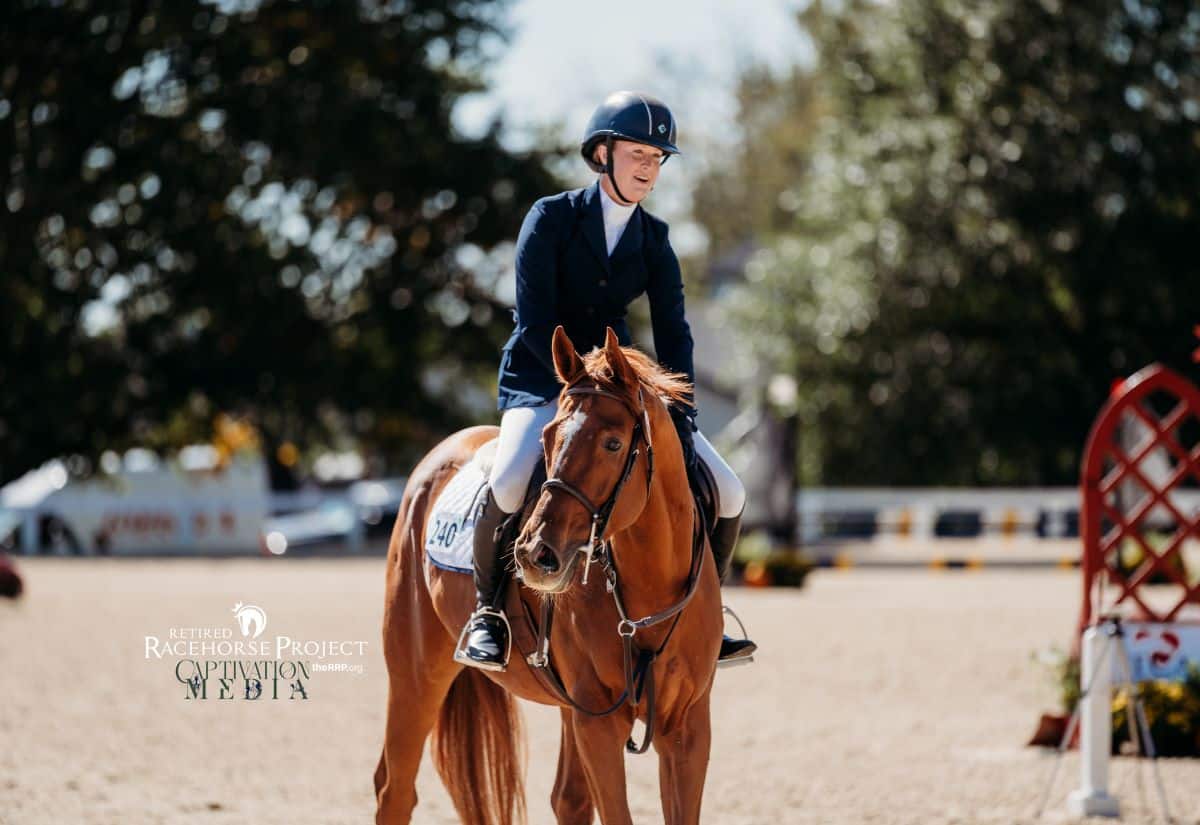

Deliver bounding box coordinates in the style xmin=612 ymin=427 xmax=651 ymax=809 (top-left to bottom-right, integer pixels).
xmin=578 ymin=348 xmax=641 ymax=409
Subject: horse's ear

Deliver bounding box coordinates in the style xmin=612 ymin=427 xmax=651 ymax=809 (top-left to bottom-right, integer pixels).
xmin=552 ymin=325 xmax=584 ymax=385
xmin=603 ymin=327 xmax=638 ymax=387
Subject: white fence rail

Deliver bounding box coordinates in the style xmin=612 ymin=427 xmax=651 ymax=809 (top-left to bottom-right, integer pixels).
xmin=797 ymin=487 xmax=1200 ymax=543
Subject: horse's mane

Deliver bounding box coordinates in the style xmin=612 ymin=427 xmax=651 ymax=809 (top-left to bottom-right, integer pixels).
xmin=578 ymin=345 xmax=694 ymax=412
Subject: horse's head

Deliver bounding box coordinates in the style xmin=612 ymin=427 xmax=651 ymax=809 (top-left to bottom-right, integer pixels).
xmin=514 ymin=325 xmax=691 ymax=594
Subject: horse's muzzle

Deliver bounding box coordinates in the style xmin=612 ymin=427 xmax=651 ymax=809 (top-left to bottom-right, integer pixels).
xmin=515 ymin=537 xmax=583 ymax=594
xmin=531 ymin=541 xmax=560 ymax=574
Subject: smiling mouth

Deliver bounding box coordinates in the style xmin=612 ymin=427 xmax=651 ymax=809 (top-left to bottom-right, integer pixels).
xmin=634 ymin=175 xmax=649 ymax=184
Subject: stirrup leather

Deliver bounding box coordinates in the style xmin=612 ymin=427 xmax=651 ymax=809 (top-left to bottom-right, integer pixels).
xmin=452 ymin=606 xmax=513 ymax=672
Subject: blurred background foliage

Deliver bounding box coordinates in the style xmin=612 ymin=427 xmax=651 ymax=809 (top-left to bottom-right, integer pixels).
xmin=0 ymin=0 xmax=557 ymax=485
xmin=3 ymin=0 xmax=1199 ymax=487
xmin=699 ymin=0 xmax=1200 ymax=485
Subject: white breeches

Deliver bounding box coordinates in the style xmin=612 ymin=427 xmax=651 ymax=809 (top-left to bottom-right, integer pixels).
xmin=488 ymin=401 xmax=746 ymax=519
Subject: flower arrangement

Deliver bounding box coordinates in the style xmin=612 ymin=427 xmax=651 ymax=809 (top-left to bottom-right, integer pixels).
xmin=1034 ymin=647 xmax=1200 ymax=756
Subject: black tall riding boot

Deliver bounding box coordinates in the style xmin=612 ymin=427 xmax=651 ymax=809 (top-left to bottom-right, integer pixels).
xmin=453 ymin=486 xmax=513 ymax=671
xmin=711 ymin=507 xmax=758 ymax=663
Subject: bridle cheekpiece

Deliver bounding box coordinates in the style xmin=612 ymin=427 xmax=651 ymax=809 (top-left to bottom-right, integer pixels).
xmin=539 ymin=382 xmax=655 ymax=584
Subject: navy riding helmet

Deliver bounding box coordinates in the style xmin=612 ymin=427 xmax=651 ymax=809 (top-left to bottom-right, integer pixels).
xmin=581 ymin=91 xmax=680 ymax=203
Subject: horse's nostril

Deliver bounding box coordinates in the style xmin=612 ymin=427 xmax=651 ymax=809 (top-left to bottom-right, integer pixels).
xmin=533 ymin=543 xmax=560 ymax=573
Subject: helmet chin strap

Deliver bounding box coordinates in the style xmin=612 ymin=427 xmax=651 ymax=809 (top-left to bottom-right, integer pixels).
xmin=604 ymin=136 xmax=635 ymax=205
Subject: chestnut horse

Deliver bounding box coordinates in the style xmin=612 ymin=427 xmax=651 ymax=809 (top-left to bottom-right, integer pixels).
xmin=374 ymin=326 xmax=723 ymax=825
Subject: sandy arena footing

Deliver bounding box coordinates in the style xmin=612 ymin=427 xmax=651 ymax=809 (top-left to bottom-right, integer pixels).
xmin=2 ymin=558 xmax=1197 ymax=824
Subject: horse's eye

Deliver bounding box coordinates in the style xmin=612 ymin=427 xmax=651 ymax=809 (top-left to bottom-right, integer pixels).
xmin=604 ymin=437 xmax=622 ymax=452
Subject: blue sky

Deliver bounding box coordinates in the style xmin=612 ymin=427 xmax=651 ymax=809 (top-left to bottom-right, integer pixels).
xmin=453 ymin=0 xmax=814 ymax=236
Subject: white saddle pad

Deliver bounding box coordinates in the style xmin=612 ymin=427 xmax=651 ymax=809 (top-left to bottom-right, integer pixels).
xmin=424 ymin=441 xmax=497 ymax=574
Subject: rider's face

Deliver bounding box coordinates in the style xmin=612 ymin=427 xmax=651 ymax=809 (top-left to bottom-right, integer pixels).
xmin=596 ymin=140 xmax=664 ymax=205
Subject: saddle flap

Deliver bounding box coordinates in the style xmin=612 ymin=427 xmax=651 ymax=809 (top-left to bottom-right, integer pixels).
xmin=692 ymin=459 xmax=720 ymax=532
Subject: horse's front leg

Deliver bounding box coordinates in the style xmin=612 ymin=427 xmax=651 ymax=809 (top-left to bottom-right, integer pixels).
xmin=654 ymin=691 xmax=713 ymax=825
xmin=569 ymin=709 xmax=635 ymax=825
xmin=551 ymin=707 xmax=595 ymax=825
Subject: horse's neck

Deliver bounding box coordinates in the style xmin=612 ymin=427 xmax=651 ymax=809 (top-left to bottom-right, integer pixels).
xmin=611 ymin=417 xmax=695 ymax=617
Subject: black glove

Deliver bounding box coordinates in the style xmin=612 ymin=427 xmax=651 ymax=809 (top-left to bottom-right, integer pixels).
xmin=669 ymin=406 xmax=699 ymax=474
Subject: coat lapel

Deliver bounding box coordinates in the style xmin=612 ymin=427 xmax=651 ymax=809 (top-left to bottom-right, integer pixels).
xmin=609 ymin=205 xmax=644 ymax=265
xmin=580 ymin=181 xmax=611 ymax=274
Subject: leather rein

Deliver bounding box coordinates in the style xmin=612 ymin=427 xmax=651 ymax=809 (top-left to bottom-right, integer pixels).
xmin=519 ymin=383 xmax=708 ymax=755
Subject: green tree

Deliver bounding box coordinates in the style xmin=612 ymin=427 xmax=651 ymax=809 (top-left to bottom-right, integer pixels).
xmin=689 ymin=65 xmax=820 ymax=291
xmin=0 ymin=0 xmax=558 ymax=484
xmin=716 ymin=0 xmax=1200 ymax=485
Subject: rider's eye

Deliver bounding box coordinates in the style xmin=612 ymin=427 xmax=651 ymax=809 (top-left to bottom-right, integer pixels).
xmin=604 ymin=437 xmax=622 ymax=452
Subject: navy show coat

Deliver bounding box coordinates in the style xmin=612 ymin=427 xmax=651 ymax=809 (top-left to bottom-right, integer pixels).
xmin=496 ymin=180 xmax=696 ymax=415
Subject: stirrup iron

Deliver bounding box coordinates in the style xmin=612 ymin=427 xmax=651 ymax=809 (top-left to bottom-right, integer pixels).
xmin=717 ymin=605 xmax=756 ymax=670
xmin=452 ymin=606 xmax=512 ymax=672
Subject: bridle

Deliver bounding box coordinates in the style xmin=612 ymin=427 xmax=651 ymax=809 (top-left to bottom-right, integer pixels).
xmin=537 ymin=383 xmax=655 ymax=585
xmin=519 ymin=378 xmax=708 ymax=754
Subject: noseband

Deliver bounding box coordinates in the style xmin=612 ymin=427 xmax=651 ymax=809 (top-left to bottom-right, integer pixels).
xmin=538 ymin=384 xmax=655 ymax=584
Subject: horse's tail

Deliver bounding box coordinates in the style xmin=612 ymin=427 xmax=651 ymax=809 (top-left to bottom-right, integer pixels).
xmin=431 ymin=668 xmax=526 ymax=825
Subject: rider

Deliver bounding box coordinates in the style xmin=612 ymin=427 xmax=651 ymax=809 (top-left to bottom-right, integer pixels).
xmin=455 ymin=91 xmax=757 ymax=671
